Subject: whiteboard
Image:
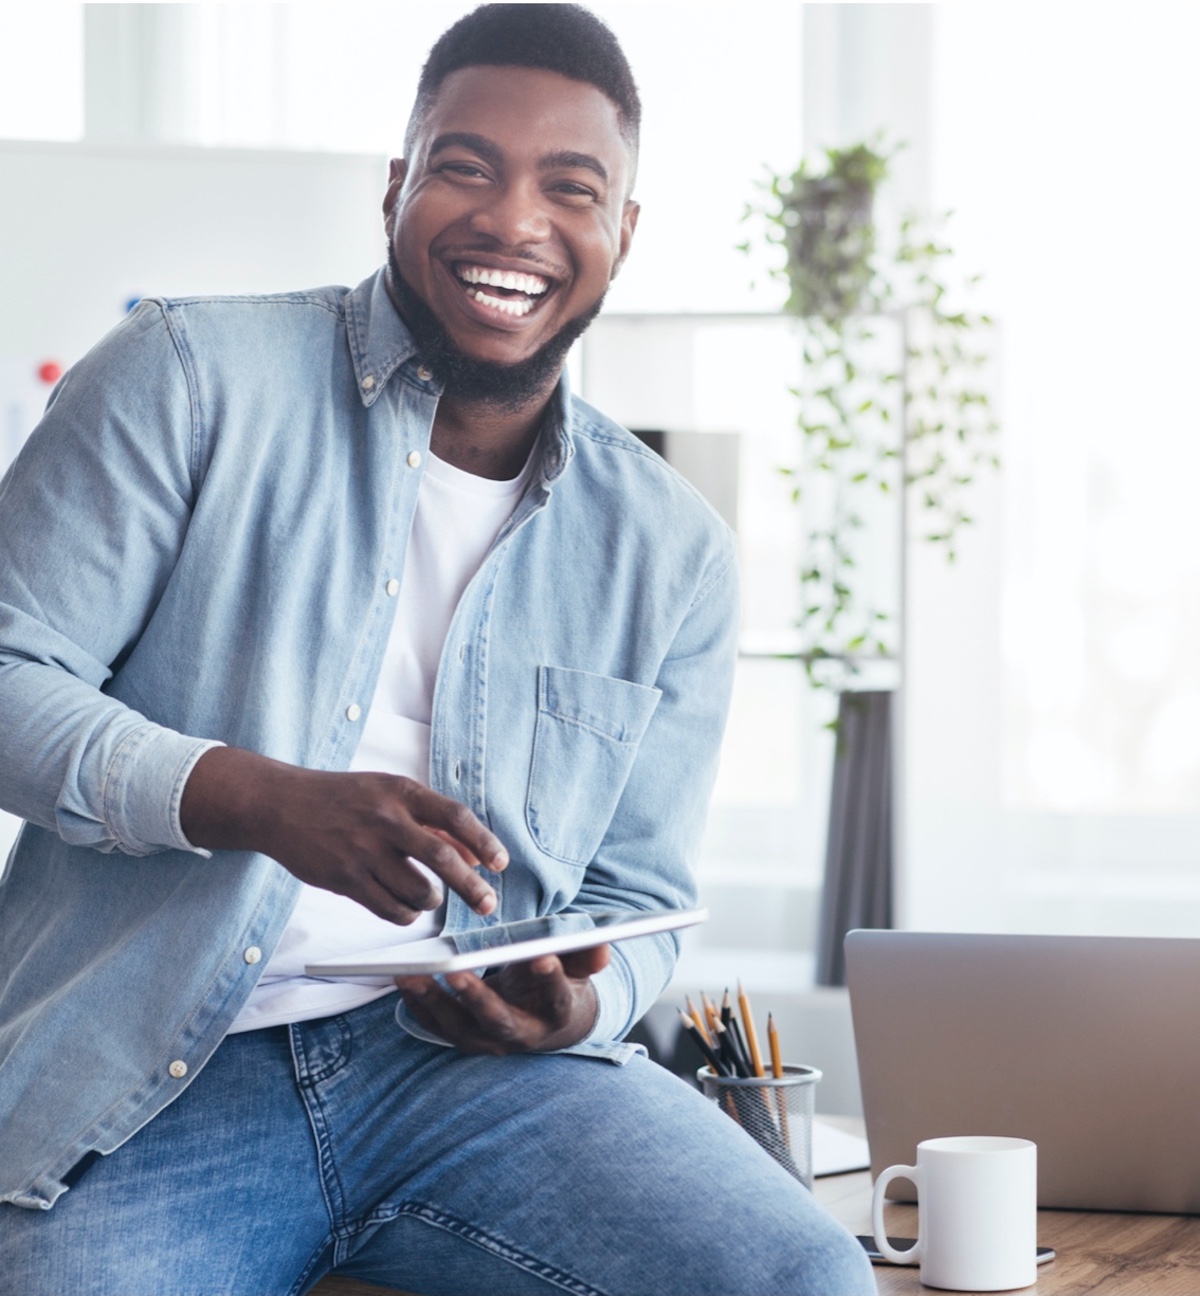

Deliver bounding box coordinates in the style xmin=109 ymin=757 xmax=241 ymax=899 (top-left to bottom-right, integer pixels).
xmin=0 ymin=139 xmax=388 ymax=462
xmin=0 ymin=139 xmax=389 ymax=846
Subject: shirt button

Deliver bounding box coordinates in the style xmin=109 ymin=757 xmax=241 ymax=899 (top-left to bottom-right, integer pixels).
xmin=346 ymin=703 xmax=362 ymax=722
xmin=407 ymin=450 xmax=422 ymax=469
xmin=385 ymin=578 xmax=400 ymax=596
xmin=417 ymin=365 xmax=433 ymax=381
xmin=169 ymin=1060 xmax=188 ymax=1079
xmin=361 ymin=375 xmax=375 ymax=391
xmin=244 ymin=946 xmax=262 ymax=965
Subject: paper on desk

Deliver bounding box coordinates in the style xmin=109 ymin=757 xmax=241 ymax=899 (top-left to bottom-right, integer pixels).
xmin=812 ymin=1118 xmax=871 ymax=1177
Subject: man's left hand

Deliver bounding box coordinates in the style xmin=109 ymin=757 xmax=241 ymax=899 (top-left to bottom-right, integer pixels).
xmin=394 ymin=944 xmax=608 ymax=1054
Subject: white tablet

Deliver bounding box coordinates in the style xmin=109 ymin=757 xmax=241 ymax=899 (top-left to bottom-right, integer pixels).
xmin=304 ymin=906 xmax=708 ymax=977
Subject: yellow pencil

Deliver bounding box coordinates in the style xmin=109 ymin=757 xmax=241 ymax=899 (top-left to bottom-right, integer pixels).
xmin=768 ymin=1011 xmax=791 ymax=1145
xmin=738 ymin=979 xmax=766 ymax=1078
xmin=701 ymin=990 xmax=721 ymax=1038
xmin=767 ymin=1012 xmax=784 ymax=1078
xmin=686 ymin=995 xmax=712 ymax=1046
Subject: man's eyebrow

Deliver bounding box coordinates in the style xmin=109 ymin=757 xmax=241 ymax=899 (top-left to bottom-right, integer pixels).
xmin=427 ymin=132 xmax=503 ymax=166
xmin=427 ymin=135 xmax=609 ymax=185
xmin=539 ymin=150 xmax=608 ymax=183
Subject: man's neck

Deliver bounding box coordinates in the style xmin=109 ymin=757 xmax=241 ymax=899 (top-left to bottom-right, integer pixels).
xmin=431 ymin=390 xmax=553 ymax=480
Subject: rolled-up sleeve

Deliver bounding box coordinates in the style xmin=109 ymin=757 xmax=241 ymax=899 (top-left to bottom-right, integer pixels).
xmin=0 ymin=301 xmax=218 ymax=858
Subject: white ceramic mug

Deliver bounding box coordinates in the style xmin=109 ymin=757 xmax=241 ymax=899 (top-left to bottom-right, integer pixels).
xmin=872 ymin=1135 xmax=1038 ymax=1291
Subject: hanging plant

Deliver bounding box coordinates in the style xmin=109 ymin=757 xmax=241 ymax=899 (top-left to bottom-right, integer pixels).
xmin=742 ymin=139 xmax=999 ymax=689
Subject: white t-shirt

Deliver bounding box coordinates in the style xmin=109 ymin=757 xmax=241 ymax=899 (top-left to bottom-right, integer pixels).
xmin=228 ymin=446 xmax=535 ymax=1033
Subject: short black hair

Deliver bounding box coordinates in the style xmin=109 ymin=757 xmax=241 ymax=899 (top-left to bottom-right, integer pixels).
xmin=404 ymin=4 xmax=640 ymax=156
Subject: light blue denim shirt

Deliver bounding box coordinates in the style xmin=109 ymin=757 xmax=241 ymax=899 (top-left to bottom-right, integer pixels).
xmin=0 ymin=270 xmax=737 ymax=1210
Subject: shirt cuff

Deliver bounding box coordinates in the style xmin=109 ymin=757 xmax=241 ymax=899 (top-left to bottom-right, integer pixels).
xmin=103 ymin=727 xmax=225 ymax=856
xmin=579 ymin=955 xmax=633 ymax=1047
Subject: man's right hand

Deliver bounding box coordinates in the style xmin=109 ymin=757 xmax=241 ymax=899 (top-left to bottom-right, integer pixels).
xmin=179 ymin=746 xmax=507 ymax=923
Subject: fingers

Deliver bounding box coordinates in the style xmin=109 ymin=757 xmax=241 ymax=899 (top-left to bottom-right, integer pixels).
xmin=353 ymin=869 xmax=428 ymax=926
xmin=558 ymin=943 xmax=611 ymax=979
xmin=426 ymin=827 xmax=480 ymax=867
xmin=397 ymin=974 xmax=531 ymax=1054
xmin=243 ymin=763 xmax=511 ymax=921
xmin=405 ymin=783 xmax=509 ymax=873
xmin=390 ymin=823 xmax=498 ymax=916
xmin=391 ymin=784 xmax=510 ymax=917
xmin=453 ymin=970 xmax=561 ymax=1041
xmin=395 ymin=960 xmax=585 ymax=1054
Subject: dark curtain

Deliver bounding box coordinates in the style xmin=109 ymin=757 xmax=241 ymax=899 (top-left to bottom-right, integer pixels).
xmin=815 ymin=689 xmax=894 ymax=985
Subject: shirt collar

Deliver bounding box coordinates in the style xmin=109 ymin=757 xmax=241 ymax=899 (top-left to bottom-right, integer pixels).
xmin=344 ymin=265 xmax=576 ymax=483
xmin=539 ymin=372 xmax=574 ymax=484
xmin=344 ymin=267 xmax=420 ymax=407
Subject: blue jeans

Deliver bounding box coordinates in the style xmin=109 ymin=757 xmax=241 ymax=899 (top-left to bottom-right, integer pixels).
xmin=0 ymin=994 xmax=875 ymax=1295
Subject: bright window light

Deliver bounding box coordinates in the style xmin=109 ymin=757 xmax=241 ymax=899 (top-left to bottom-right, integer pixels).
xmin=190 ymin=2 xmax=800 ymax=313
xmin=934 ymin=4 xmax=1200 ymax=814
xmin=0 ymin=4 xmax=83 ymax=141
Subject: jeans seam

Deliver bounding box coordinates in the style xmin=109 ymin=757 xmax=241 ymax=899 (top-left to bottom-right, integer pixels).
xmin=392 ymin=1202 xmax=609 ymax=1296
xmin=288 ymin=1237 xmax=335 ymax=1296
xmin=289 ymin=1020 xmax=352 ymax=1235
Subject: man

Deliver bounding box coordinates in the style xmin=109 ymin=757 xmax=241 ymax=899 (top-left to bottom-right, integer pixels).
xmin=0 ymin=6 xmax=875 ymax=1293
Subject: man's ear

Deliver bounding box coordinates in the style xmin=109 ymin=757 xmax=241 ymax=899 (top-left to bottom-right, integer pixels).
xmin=383 ymin=158 xmax=409 ymax=234
xmin=611 ymin=199 xmax=640 ymax=280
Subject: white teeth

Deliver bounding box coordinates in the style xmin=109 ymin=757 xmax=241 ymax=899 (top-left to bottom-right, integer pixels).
xmin=469 ymin=288 xmax=535 ymax=317
xmin=457 ymin=265 xmax=549 ymax=295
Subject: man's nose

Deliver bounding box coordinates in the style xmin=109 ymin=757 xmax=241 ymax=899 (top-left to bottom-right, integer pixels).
xmin=469 ymin=180 xmax=552 ymax=246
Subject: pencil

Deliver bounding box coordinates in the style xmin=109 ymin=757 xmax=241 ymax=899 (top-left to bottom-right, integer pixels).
xmin=720 ymin=987 xmax=733 ymax=1029
xmin=685 ymin=995 xmax=712 ymax=1046
xmin=738 ymin=979 xmax=766 ymax=1078
xmin=711 ymin=1018 xmax=749 ymax=1078
xmin=729 ymin=1017 xmax=754 ymax=1079
xmin=701 ymin=991 xmax=721 ymax=1038
xmin=768 ymin=1012 xmax=791 ymax=1146
xmin=678 ymin=1009 xmax=727 ymax=1077
xmin=767 ymin=1012 xmax=784 ymax=1079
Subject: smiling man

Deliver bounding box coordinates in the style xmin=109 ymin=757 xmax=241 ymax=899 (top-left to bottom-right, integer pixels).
xmin=0 ymin=6 xmax=874 ymax=1295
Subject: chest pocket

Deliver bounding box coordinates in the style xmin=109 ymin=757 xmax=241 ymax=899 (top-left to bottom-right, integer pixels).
xmin=526 ymin=665 xmax=662 ymax=866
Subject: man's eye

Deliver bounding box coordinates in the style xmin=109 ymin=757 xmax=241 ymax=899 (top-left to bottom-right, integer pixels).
xmin=442 ymin=163 xmax=488 ymax=179
xmin=553 ymin=182 xmax=597 ymax=200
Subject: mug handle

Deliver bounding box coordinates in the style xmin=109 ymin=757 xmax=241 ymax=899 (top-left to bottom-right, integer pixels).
xmin=871 ymin=1164 xmax=922 ymax=1265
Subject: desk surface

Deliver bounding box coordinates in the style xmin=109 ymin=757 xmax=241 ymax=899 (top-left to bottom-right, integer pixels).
xmin=814 ymin=1169 xmax=1200 ymax=1294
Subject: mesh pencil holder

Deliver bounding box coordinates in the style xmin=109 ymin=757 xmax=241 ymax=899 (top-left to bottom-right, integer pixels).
xmin=698 ymin=1065 xmax=822 ymax=1190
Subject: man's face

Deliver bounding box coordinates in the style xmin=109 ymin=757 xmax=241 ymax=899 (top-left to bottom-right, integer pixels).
xmin=384 ymin=64 xmax=638 ymax=375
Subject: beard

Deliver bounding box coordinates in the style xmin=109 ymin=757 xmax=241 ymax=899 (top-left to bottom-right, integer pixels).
xmin=386 ymin=244 xmax=604 ymax=413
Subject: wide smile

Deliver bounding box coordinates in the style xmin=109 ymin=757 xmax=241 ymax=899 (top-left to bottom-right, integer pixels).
xmin=447 ymin=260 xmax=558 ymax=326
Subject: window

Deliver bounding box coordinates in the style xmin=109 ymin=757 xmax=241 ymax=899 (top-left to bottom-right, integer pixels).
xmin=0 ymin=4 xmax=83 ymax=141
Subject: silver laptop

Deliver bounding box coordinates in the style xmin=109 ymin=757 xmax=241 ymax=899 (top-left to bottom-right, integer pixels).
xmin=845 ymin=929 xmax=1200 ymax=1214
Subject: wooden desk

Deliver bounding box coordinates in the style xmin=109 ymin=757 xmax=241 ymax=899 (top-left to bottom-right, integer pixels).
xmin=814 ymin=1169 xmax=1200 ymax=1294
xmin=311 ymin=1279 xmax=407 ymax=1296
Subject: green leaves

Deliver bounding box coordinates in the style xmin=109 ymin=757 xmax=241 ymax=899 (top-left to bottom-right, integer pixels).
xmin=744 ymin=135 xmax=998 ymax=694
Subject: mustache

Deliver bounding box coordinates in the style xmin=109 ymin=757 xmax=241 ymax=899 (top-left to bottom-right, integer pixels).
xmin=385 ymin=244 xmax=604 ymax=414
xmin=439 ymin=244 xmax=567 ymax=280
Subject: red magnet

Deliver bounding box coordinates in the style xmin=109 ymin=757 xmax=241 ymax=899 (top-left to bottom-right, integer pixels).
xmin=37 ymin=360 xmax=63 ymax=385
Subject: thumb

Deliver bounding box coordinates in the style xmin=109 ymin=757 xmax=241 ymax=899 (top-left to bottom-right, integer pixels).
xmin=559 ymin=942 xmax=611 ymax=980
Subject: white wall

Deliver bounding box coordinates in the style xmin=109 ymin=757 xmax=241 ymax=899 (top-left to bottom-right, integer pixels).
xmin=0 ymin=140 xmax=386 ymax=384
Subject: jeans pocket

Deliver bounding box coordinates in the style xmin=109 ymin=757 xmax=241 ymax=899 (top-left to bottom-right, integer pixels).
xmin=526 ymin=665 xmax=662 ymax=866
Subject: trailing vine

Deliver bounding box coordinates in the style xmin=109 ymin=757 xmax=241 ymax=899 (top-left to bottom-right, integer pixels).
xmin=742 ymin=141 xmax=998 ymax=689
